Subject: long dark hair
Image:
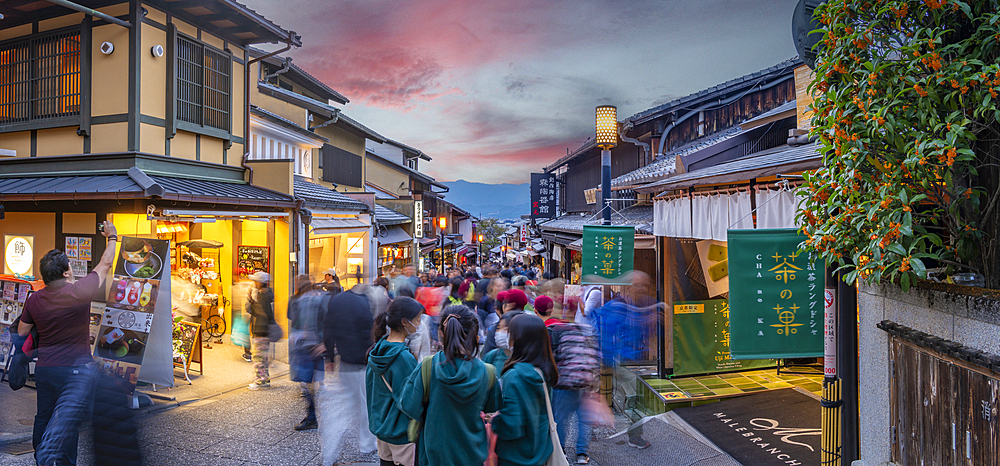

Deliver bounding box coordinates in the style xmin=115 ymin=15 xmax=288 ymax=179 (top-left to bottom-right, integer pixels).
xmin=372 ymin=296 xmax=424 ymax=343
xmin=440 ymin=304 xmax=480 ymax=363
xmin=503 ymin=314 xmax=558 ymax=385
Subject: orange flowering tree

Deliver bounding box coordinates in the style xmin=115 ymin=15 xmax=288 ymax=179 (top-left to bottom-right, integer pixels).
xmin=800 ymin=0 xmax=1000 ymax=290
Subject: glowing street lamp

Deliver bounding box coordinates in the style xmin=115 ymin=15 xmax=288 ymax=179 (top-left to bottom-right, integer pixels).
xmin=596 ymin=105 xmax=617 ymax=225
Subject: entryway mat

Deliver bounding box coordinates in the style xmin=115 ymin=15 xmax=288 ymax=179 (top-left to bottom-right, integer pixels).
xmin=672 ymin=388 xmax=820 ymax=466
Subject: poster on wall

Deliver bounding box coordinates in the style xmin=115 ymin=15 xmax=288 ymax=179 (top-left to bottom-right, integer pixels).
xmin=727 ymin=229 xmax=824 ymax=360
xmin=237 ymin=246 xmax=269 ymax=279
xmin=3 ymin=235 xmax=33 ymax=276
xmin=93 ymin=236 xmax=173 ymax=388
xmin=581 ymin=225 xmax=634 ymax=285
xmin=530 ymin=173 xmax=558 ymax=219
xmin=79 ymin=237 xmax=92 ymax=261
xmin=672 ymin=299 xmax=774 ymax=376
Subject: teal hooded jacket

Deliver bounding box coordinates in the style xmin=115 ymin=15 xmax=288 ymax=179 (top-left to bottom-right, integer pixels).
xmin=492 ymin=362 xmax=554 ymax=466
xmin=366 ymin=338 xmax=418 ymax=445
xmin=399 ymin=352 xmax=501 ymax=466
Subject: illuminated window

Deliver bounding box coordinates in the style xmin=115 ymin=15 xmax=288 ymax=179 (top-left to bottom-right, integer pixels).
xmin=176 ymin=35 xmax=230 ymax=131
xmin=0 ymin=29 xmax=81 ymax=125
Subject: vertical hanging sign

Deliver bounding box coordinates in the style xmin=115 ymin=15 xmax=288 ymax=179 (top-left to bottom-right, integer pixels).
xmin=530 ymin=173 xmax=557 ymax=219
xmin=414 ymin=201 xmax=424 ymax=238
xmin=824 ymin=279 xmax=837 ymax=378
xmin=727 ymin=229 xmax=823 ymax=359
xmin=581 ymin=225 xmax=634 ymax=285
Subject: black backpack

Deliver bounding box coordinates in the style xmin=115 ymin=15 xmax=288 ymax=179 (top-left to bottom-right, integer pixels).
xmin=5 ymin=318 xmax=32 ymax=390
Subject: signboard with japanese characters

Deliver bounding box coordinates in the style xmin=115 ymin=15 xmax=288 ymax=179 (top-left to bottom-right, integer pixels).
xmin=672 ymin=299 xmax=774 ymax=376
xmin=530 ymin=173 xmax=557 ymax=219
xmin=581 ymin=225 xmax=634 ymax=285
xmin=727 ymin=229 xmax=824 ymax=359
xmin=414 ymin=200 xmax=424 ymax=238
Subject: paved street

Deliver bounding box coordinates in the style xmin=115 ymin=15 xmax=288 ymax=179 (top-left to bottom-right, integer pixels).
xmin=0 ymin=371 xmax=741 ymax=466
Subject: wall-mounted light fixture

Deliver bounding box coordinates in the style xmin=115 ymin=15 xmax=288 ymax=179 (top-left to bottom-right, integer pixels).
xmin=100 ymin=41 xmax=114 ymax=55
xmin=151 ymin=45 xmax=164 ymax=57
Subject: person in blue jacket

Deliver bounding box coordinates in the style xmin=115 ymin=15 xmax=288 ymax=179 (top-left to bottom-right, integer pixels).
xmin=400 ymin=305 xmax=501 ymax=466
xmin=367 ymin=297 xmax=424 ymax=466
xmin=492 ymin=314 xmax=560 ymax=466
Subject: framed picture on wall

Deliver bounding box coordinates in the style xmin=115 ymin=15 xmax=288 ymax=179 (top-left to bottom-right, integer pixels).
xmin=237 ymin=246 xmax=269 ymax=279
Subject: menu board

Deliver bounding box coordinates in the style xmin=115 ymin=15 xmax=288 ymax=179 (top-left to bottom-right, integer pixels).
xmin=237 ymin=245 xmax=269 ymax=278
xmin=0 ymin=279 xmax=32 ymax=367
xmin=94 ymin=237 xmax=171 ymax=386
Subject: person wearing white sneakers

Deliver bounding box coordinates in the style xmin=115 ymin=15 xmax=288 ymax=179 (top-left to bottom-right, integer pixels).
xmin=246 ymin=271 xmax=275 ymax=390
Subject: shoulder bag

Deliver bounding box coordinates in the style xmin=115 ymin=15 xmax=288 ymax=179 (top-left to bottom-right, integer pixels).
xmin=534 ymin=367 xmax=570 ymax=466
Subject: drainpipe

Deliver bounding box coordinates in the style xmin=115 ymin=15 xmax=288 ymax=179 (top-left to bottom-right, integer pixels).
xmin=263 ymin=56 xmax=292 ymax=81
xmin=656 ymin=75 xmax=793 ymax=156
xmin=46 ymin=0 xmax=132 ymax=27
xmin=243 ymin=33 xmax=295 ymax=185
xmin=309 ymin=109 xmax=341 ymax=130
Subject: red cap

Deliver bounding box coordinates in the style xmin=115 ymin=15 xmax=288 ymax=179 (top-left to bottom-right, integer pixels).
xmin=504 ymin=289 xmax=528 ymax=309
xmin=496 ymin=290 xmax=509 ymax=304
xmin=534 ymin=295 xmax=554 ymax=314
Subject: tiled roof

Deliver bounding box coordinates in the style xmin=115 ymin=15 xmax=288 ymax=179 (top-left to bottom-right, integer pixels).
xmin=741 ymin=100 xmax=798 ymax=126
xmin=294 ymin=178 xmax=369 ymax=212
xmin=538 ymin=204 xmax=654 ymax=235
xmin=374 ymin=204 xmax=411 ymax=225
xmin=627 ymin=57 xmax=802 ymax=125
xmin=612 ymin=126 xmax=747 ymax=188
xmin=249 ymin=47 xmax=349 ymax=104
xmin=645 ymin=143 xmax=823 ymax=195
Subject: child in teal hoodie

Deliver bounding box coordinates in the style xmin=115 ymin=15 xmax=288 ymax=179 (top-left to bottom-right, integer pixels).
xmin=492 ymin=314 xmax=560 ymax=466
xmin=400 ymin=304 xmax=501 ymax=466
xmin=367 ymin=297 xmax=424 ymax=466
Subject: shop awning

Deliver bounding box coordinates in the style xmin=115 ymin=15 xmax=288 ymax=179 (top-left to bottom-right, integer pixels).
xmin=567 ymin=238 xmax=583 ymax=252
xmin=295 ymin=178 xmax=370 ymax=212
xmin=374 ymin=204 xmax=411 ymax=226
xmin=311 ymin=217 xmax=369 ymax=235
xmin=0 ymin=168 xmax=296 ymax=207
xmin=456 ymin=245 xmax=469 ymax=255
xmin=377 ymin=225 xmax=412 ymax=245
xmin=489 ymin=245 xmax=502 ymax=254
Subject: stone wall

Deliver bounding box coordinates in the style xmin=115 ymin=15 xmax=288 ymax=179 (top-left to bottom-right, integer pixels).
xmin=855 ymin=282 xmax=1000 ymax=466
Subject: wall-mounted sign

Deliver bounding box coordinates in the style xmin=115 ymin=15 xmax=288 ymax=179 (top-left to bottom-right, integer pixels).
xmin=672 ymin=299 xmax=774 ymax=376
xmin=727 ymin=229 xmax=823 ymax=360
xmin=237 ymin=246 xmax=270 ymax=279
xmin=414 ymin=200 xmax=424 ymax=238
xmin=530 ymin=173 xmax=557 ymax=218
xmin=581 ymin=225 xmax=633 ymax=285
xmin=4 ymin=235 xmax=33 ymax=276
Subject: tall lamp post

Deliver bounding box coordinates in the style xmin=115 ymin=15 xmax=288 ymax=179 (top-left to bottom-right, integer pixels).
xmin=477 ymin=234 xmax=484 ymax=266
xmin=437 ymin=216 xmax=447 ymax=275
xmin=595 ymin=105 xmax=618 ymax=225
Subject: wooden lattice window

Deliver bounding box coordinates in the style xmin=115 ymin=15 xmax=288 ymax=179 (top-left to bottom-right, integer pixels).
xmin=176 ymin=35 xmax=230 ymax=131
xmin=0 ymin=29 xmax=81 ymax=125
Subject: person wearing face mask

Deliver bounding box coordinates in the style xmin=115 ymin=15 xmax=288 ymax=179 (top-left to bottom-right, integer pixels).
xmin=481 ymin=311 xmax=521 ymax=370
xmin=367 ymin=297 xmax=425 ymax=466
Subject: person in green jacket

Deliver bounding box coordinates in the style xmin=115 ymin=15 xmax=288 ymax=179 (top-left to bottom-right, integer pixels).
xmin=367 ymin=297 xmax=424 ymax=466
xmin=400 ymin=304 xmax=501 ymax=466
xmin=482 ymin=310 xmax=520 ymax=369
xmin=492 ymin=314 xmax=560 ymax=466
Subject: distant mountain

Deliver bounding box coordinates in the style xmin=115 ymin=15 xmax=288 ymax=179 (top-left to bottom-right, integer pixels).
xmin=442 ymin=180 xmax=529 ymax=220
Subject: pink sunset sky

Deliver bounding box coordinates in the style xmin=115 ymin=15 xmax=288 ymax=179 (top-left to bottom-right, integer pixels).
xmin=253 ymin=0 xmax=799 ymax=184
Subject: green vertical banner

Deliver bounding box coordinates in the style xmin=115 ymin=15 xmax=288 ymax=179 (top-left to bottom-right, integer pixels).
xmin=582 ymin=225 xmax=634 ymax=285
xmin=672 ymin=299 xmax=774 ymax=376
xmin=727 ymin=229 xmax=823 ymax=359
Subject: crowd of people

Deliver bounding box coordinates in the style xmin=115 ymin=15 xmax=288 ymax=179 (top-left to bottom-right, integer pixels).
xmin=14 ymin=234 xmax=654 ymax=466
xmin=269 ymin=261 xmax=655 ymax=466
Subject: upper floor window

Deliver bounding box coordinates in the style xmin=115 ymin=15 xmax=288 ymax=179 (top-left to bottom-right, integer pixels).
xmin=0 ymin=29 xmax=81 ymax=125
xmin=176 ymin=35 xmax=230 ymax=131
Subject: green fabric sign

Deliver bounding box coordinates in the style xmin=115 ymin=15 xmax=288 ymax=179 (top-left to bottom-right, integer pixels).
xmin=582 ymin=225 xmax=634 ymax=285
xmin=672 ymin=299 xmax=774 ymax=376
xmin=727 ymin=229 xmax=824 ymax=359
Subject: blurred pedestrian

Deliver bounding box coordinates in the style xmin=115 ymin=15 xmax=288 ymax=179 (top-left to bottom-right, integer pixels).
xmin=367 ymin=297 xmax=424 ymax=466
xmin=535 ymin=295 xmax=558 ymax=327
xmin=319 ymin=284 xmax=378 ymax=464
xmin=18 ymin=221 xmax=139 ymax=465
xmin=246 ymin=271 xmax=275 ymax=390
xmin=549 ymin=297 xmax=601 ymax=464
xmin=288 ymin=274 xmax=327 ymax=430
xmin=318 ymin=268 xmax=343 ymax=294
xmin=492 ymin=314 xmax=560 ymax=466
xmin=481 ymin=311 xmax=519 ymax=369
xmin=400 ymin=305 xmax=500 ymax=465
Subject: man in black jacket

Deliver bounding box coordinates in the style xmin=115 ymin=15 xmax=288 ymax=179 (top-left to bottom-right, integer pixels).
xmin=318 ymin=284 xmax=377 ymax=465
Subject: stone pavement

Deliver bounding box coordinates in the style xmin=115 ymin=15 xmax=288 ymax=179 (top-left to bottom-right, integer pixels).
xmin=0 ymin=339 xmax=743 ymax=465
